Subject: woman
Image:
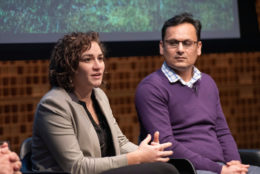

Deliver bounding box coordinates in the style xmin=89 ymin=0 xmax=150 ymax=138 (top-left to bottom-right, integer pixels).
xmin=31 ymin=32 xmax=177 ymax=174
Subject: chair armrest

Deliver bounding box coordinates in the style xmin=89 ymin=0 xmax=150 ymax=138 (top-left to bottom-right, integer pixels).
xmin=168 ymin=158 xmax=197 ymax=174
xmin=239 ymin=149 xmax=260 ymax=166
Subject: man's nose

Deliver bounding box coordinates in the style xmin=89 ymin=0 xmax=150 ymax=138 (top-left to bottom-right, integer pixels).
xmin=176 ymin=42 xmax=185 ymax=53
xmin=177 ymin=42 xmax=185 ymax=50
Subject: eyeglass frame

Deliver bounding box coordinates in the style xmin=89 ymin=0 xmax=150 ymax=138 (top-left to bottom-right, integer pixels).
xmin=164 ymin=39 xmax=199 ymax=49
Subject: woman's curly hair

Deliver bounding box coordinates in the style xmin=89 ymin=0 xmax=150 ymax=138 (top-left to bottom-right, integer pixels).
xmin=49 ymin=31 xmax=105 ymax=92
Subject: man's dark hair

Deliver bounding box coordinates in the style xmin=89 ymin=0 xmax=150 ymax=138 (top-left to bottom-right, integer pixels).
xmin=161 ymin=12 xmax=202 ymax=41
xmin=49 ymin=31 xmax=105 ymax=92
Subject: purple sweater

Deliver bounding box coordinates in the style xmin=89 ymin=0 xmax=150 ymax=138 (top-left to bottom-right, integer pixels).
xmin=135 ymin=69 xmax=241 ymax=174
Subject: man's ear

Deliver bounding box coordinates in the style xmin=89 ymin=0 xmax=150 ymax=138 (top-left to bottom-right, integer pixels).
xmin=159 ymin=40 xmax=164 ymax=55
xmin=197 ymin=41 xmax=202 ymax=56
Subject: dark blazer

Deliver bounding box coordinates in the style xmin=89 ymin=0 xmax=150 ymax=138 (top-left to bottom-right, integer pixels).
xmin=32 ymin=87 xmax=138 ymax=174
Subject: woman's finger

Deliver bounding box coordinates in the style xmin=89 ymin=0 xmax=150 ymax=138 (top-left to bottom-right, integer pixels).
xmin=153 ymin=131 xmax=160 ymax=144
xmin=159 ymin=142 xmax=172 ymax=149
xmin=151 ymin=142 xmax=159 ymax=146
xmin=158 ymin=150 xmax=173 ymax=157
xmin=156 ymin=157 xmax=170 ymax=162
xmin=140 ymin=134 xmax=151 ymax=145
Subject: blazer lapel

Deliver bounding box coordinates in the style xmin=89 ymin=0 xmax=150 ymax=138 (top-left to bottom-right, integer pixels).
xmin=67 ymin=90 xmax=102 ymax=156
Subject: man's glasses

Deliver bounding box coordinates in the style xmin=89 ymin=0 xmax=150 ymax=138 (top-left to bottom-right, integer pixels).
xmin=164 ymin=39 xmax=198 ymax=49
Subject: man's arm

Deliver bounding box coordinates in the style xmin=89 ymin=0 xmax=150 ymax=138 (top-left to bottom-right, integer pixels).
xmin=215 ymin=96 xmax=241 ymax=162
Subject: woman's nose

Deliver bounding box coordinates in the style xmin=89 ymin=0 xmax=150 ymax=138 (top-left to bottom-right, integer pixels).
xmin=93 ymin=59 xmax=101 ymax=69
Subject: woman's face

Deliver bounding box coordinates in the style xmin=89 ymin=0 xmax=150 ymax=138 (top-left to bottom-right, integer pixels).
xmin=73 ymin=41 xmax=105 ymax=90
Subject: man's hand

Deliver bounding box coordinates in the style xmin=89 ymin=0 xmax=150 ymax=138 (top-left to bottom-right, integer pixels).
xmin=221 ymin=160 xmax=249 ymax=174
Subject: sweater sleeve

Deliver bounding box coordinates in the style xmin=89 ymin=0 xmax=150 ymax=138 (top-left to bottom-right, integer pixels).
xmin=214 ymin=83 xmax=241 ymax=162
xmin=135 ymin=82 xmax=223 ymax=174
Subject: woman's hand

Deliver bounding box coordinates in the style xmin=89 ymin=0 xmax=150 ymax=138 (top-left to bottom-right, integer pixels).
xmin=127 ymin=132 xmax=173 ymax=165
xmin=151 ymin=131 xmax=160 ymax=145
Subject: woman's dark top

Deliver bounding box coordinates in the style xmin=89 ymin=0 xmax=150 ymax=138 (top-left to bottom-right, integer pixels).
xmin=79 ymin=94 xmax=115 ymax=157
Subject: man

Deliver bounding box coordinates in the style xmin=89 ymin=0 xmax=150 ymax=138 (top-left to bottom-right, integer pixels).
xmin=0 ymin=142 xmax=21 ymax=174
xmin=135 ymin=13 xmax=260 ymax=174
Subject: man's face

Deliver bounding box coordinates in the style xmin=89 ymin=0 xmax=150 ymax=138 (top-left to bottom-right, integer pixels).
xmin=160 ymin=23 xmax=202 ymax=74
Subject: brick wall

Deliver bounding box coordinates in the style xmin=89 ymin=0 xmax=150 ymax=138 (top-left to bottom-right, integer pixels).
xmin=0 ymin=1 xmax=260 ymax=154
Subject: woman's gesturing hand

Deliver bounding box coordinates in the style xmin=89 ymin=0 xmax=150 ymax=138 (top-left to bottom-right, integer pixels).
xmin=127 ymin=132 xmax=173 ymax=165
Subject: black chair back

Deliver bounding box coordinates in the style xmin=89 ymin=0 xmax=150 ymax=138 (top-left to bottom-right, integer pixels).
xmin=20 ymin=137 xmax=33 ymax=172
xmin=20 ymin=137 xmax=70 ymax=174
xmin=239 ymin=149 xmax=260 ymax=166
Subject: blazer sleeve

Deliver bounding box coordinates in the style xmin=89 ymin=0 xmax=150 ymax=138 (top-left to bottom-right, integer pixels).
xmin=34 ymin=95 xmax=130 ymax=174
xmin=111 ymin=115 xmax=138 ymax=154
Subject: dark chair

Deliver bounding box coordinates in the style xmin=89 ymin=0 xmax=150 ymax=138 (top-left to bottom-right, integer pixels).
xmin=138 ymin=136 xmax=196 ymax=173
xmin=168 ymin=158 xmax=197 ymax=174
xmin=101 ymin=162 xmax=180 ymax=174
xmin=239 ymin=149 xmax=260 ymax=166
xmin=20 ymin=137 xmax=70 ymax=174
xmin=20 ymin=137 xmax=33 ymax=172
xmin=168 ymin=149 xmax=260 ymax=174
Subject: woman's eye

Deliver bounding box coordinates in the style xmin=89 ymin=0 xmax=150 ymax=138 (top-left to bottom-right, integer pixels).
xmin=80 ymin=58 xmax=91 ymax=62
xmin=98 ymin=57 xmax=104 ymax=61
